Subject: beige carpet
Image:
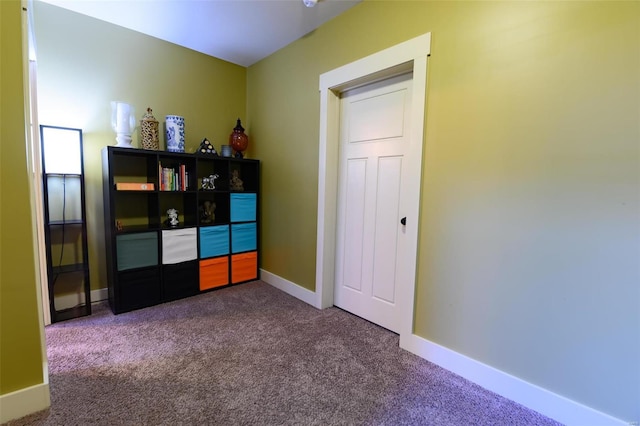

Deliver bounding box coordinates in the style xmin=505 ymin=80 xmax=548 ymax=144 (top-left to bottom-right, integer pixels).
xmin=6 ymin=281 xmax=561 ymax=426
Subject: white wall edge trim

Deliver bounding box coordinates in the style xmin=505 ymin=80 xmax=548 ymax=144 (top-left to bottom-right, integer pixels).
xmin=260 ymin=269 xmax=317 ymax=307
xmin=402 ymin=333 xmax=626 ymax=426
xmin=0 ymin=383 xmax=50 ymax=423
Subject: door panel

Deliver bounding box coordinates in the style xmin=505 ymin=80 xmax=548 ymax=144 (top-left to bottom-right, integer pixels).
xmin=342 ymin=158 xmax=367 ymax=292
xmin=372 ymin=156 xmax=402 ymax=304
xmin=348 ymin=89 xmax=406 ymax=142
xmin=334 ymin=73 xmax=413 ymax=333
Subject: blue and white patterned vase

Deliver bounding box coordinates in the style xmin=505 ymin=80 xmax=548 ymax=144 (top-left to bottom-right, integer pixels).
xmin=165 ymin=115 xmax=185 ymax=152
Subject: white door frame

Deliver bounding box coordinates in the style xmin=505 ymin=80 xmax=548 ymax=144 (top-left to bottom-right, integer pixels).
xmin=315 ymin=33 xmax=430 ymax=344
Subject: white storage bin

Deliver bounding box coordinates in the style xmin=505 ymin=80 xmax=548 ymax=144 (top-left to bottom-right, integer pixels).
xmin=162 ymin=228 xmax=197 ymax=264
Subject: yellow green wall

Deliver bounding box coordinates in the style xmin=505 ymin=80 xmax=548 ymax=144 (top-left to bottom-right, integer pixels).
xmin=0 ymin=0 xmax=46 ymax=395
xmin=5 ymin=0 xmax=639 ymax=423
xmin=33 ymin=2 xmax=247 ymax=292
xmin=248 ymin=1 xmax=639 ymax=421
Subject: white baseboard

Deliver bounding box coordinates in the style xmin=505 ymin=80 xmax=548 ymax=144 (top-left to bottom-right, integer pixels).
xmin=401 ymin=334 xmax=626 ymax=426
xmin=91 ymin=287 xmax=108 ymax=303
xmin=260 ymin=269 xmax=317 ymax=307
xmin=261 ymin=271 xmax=627 ymax=426
xmin=0 ymin=383 xmax=50 ymax=423
xmin=53 ymin=288 xmax=108 ymax=310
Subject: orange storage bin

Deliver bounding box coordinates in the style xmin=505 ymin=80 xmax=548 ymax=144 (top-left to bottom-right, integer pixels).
xmin=231 ymin=251 xmax=258 ymax=284
xmin=200 ymin=257 xmax=229 ymax=290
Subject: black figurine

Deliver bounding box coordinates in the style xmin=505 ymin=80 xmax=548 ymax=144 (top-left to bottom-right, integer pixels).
xmin=197 ymin=138 xmax=218 ymax=155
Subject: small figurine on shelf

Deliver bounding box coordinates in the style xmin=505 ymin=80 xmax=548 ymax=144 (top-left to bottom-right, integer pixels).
xmin=166 ymin=208 xmax=179 ymax=227
xmin=201 ymin=174 xmax=219 ymax=190
xmin=230 ymin=169 xmax=244 ymax=191
xmin=199 ymin=200 xmax=216 ymax=224
xmin=196 ymin=138 xmax=218 ymax=155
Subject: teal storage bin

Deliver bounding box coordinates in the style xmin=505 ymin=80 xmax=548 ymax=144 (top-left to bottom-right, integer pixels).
xmin=116 ymin=232 xmax=158 ymax=271
xmin=230 ymin=193 xmax=256 ymax=223
xmin=231 ymin=223 xmax=257 ymax=253
xmin=200 ymin=225 xmax=229 ymax=258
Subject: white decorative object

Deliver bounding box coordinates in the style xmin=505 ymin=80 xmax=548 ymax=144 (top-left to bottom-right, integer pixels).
xmin=165 ymin=115 xmax=185 ymax=152
xmin=110 ymin=101 xmax=136 ymax=148
xmin=166 ymin=208 xmax=179 ymax=227
xmin=201 ymin=174 xmax=219 ymax=190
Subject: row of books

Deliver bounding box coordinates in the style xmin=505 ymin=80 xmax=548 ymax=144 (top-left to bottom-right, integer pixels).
xmin=159 ymin=163 xmax=189 ymax=191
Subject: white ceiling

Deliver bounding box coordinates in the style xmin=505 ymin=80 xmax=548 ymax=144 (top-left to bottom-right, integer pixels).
xmin=39 ymin=0 xmax=362 ymax=67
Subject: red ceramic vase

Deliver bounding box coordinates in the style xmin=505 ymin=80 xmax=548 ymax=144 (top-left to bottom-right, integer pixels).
xmin=229 ymin=118 xmax=248 ymax=158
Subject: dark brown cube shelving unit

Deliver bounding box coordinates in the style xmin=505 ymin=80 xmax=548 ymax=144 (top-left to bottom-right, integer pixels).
xmin=102 ymin=146 xmax=259 ymax=314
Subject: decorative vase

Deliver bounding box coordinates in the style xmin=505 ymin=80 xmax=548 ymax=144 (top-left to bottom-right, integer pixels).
xmin=111 ymin=101 xmax=136 ymax=148
xmin=165 ymin=115 xmax=185 ymax=152
xmin=229 ymin=118 xmax=248 ymax=158
xmin=140 ymin=107 xmax=159 ymax=150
